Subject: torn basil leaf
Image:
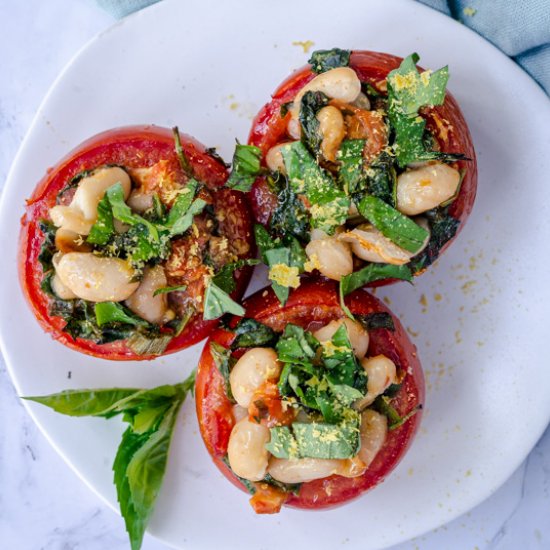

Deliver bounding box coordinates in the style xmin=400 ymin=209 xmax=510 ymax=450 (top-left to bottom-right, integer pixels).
xmin=226 ymin=143 xmax=262 ymax=192
xmin=264 ymin=240 xmax=305 ymax=306
xmin=87 ymin=194 xmax=115 ymax=245
xmin=265 ymin=426 xmax=299 ymax=459
xmin=25 ymin=371 xmax=196 ymax=550
xmin=364 ymin=151 xmax=397 ymax=206
xmin=211 ymin=258 xmax=260 ymax=294
xmin=203 ymin=281 xmax=245 ymax=321
xmin=357 ymin=195 xmax=429 ymax=253
xmin=308 ymin=48 xmax=351 ymax=74
xmin=231 ymin=318 xmax=277 ymax=349
xmin=321 ymin=324 xmax=359 ymax=387
xmin=163 ymin=180 xmax=206 ymax=237
xmin=270 ymin=178 xmax=310 ymax=241
xmin=153 ymin=284 xmax=187 ymax=297
xmin=281 ymin=141 xmax=349 ymax=235
xmin=276 ymin=324 xmax=319 ymax=366
xmin=387 ymin=53 xmax=450 ymax=167
xmin=338 ymin=139 xmax=367 ymax=195
xmin=95 ymin=302 xmax=148 ymax=328
xmin=210 ymin=342 xmax=235 ymax=401
xmin=340 ymin=263 xmax=413 ymax=298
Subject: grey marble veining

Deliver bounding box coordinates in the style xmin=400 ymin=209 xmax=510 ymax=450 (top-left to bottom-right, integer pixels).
xmin=0 ymin=0 xmax=548 ymax=548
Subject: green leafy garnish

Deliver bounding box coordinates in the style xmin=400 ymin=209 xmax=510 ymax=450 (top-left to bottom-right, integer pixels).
xmin=211 ymin=258 xmax=260 ymax=294
xmin=356 ymin=312 xmax=395 ymax=332
xmin=338 ymin=139 xmax=367 ymax=195
xmin=95 ymin=302 xmax=149 ymax=328
xmin=364 ymin=151 xmax=397 ymax=206
xmin=163 ymin=180 xmax=206 ymax=237
xmin=387 ymin=53 xmax=450 ymax=166
xmin=172 ymin=126 xmax=193 ymax=177
xmin=281 ymin=141 xmax=349 ymax=235
xmin=374 ymin=395 xmax=422 ymax=430
xmin=203 ymin=282 xmax=245 ymax=321
xmin=339 ymin=264 xmax=412 ymax=318
xmin=24 ymin=372 xmax=196 ymax=550
xmin=152 ymin=284 xmax=188 ymax=297
xmin=38 ymin=220 xmax=57 ymax=272
xmin=299 ymin=91 xmax=329 ymax=156
xmin=226 ymin=144 xmax=262 ymax=192
xmin=231 ymin=318 xmax=277 ymax=349
xmin=269 ymin=178 xmax=310 ymax=241
xmin=87 ymin=195 xmax=115 ymax=245
xmin=308 ymin=48 xmax=351 ymax=74
xmin=357 ymin=195 xmax=429 ymax=253
xmin=210 ymin=342 xmax=235 ymax=401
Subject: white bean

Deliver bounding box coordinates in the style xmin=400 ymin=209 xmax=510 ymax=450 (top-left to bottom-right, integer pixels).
xmin=127 ymin=190 xmax=154 ymax=213
xmin=125 ymin=265 xmax=173 ymax=324
xmin=355 ymin=355 xmax=397 ymax=409
xmin=266 ymin=142 xmax=293 ymax=174
xmin=229 ymin=348 xmax=281 ymax=408
xmin=50 ymin=166 xmax=131 ymax=235
xmin=288 ymin=67 xmax=361 ymax=138
xmin=268 ymin=457 xmax=342 ymax=484
xmin=55 ymin=228 xmax=90 ymax=253
xmin=232 ymin=404 xmax=248 ymax=422
xmin=339 ymin=223 xmax=430 ymax=265
xmin=50 ymin=274 xmax=77 ymax=300
xmin=317 ymin=106 xmax=346 ymax=162
xmin=352 ymin=92 xmax=371 ymax=110
xmin=396 ymin=162 xmax=460 ymax=216
xmin=358 ymin=409 xmax=388 ymax=467
xmin=55 ymin=252 xmax=139 ymax=303
xmin=314 ymin=318 xmax=369 ymax=359
xmin=305 ymin=233 xmax=353 ymax=281
xmin=227 ymin=418 xmax=270 ymax=481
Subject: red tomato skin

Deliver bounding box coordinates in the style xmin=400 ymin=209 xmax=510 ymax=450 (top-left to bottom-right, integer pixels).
xmin=19 ymin=125 xmax=254 ymax=360
xmin=195 ymin=277 xmax=425 ymax=510
xmin=248 ymin=50 xmax=477 ymax=285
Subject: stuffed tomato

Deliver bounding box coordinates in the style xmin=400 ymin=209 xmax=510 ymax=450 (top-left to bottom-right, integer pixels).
xmin=195 ymin=277 xmax=424 ymax=513
xmin=248 ymin=48 xmax=477 ymax=294
xmin=19 ymin=125 xmax=254 ymax=360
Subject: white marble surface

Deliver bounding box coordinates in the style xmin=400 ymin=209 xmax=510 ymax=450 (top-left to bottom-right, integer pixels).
xmin=0 ymin=0 xmax=548 ymax=549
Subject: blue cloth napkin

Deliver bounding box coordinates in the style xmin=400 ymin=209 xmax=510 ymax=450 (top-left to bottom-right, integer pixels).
xmin=96 ymin=0 xmax=549 ymax=94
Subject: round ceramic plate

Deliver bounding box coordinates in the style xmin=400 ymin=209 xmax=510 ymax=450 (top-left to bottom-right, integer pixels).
xmin=1 ymin=0 xmax=549 ymax=548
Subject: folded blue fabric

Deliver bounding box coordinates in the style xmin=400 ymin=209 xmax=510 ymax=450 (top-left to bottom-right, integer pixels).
xmin=96 ymin=0 xmax=549 ymax=94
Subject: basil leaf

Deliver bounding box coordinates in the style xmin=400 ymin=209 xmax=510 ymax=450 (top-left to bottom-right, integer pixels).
xmin=109 ymin=224 xmax=170 ymax=265
xmin=281 ymin=141 xmax=349 ymax=235
xmin=203 ymin=281 xmax=245 ymax=321
xmin=265 ymin=426 xmax=299 ymax=459
xmin=163 ymin=179 xmax=206 ymax=237
xmin=328 ymin=382 xmax=364 ymax=407
xmin=276 ymin=324 xmax=319 ymax=365
xmin=265 ymin=245 xmax=304 ymax=306
xmin=211 ymin=259 xmax=260 ymax=294
xmin=87 ymin=195 xmax=115 ymax=245
xmin=226 ymin=144 xmax=262 ymax=192
xmin=321 ymin=324 xmax=358 ymax=387
xmin=299 ymin=91 xmax=329 ymax=157
xmin=95 ymin=302 xmax=149 ymax=328
xmin=338 ymin=139 xmax=367 ymax=195
xmin=38 ymin=220 xmax=57 ymax=272
xmin=254 ymin=224 xmax=277 ymax=264
xmin=364 ymin=151 xmax=397 ymax=206
xmin=231 ymin=318 xmax=277 ymax=349
xmin=308 ymin=48 xmax=351 ymax=74
xmin=340 ymin=263 xmax=413 ymax=298
xmin=153 ymin=284 xmax=187 ymax=297
xmin=357 ymin=195 xmax=429 ymax=253
xmin=210 ymin=342 xmax=235 ymax=401
xmin=356 ymin=312 xmax=395 ymax=331
xmin=387 ymin=53 xmax=450 ymax=167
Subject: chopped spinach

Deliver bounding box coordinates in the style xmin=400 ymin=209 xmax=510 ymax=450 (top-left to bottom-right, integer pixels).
xmin=231 ymin=318 xmax=277 ymax=349
xmin=356 ymin=312 xmax=395 ymax=332
xmin=364 ymin=151 xmax=397 ymax=206
xmin=299 ymin=90 xmax=329 ymax=157
xmin=308 ymin=48 xmax=351 ymax=74
xmin=37 ymin=220 xmax=57 ymax=272
xmin=211 ymin=258 xmax=260 ymax=294
xmin=210 ymin=342 xmax=235 ymax=401
xmin=269 ymin=178 xmax=310 ymax=241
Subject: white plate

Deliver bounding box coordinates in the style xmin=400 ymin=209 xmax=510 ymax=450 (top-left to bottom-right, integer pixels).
xmin=1 ymin=0 xmax=549 ymax=548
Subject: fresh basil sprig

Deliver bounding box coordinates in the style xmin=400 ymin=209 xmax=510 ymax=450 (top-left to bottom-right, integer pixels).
xmin=226 ymin=143 xmax=262 ymax=192
xmin=23 ymin=371 xmax=196 ymax=550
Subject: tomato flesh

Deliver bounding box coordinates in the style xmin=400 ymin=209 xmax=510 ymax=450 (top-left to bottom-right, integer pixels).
xmin=19 ymin=125 xmax=254 ymax=360
xmin=195 ymin=277 xmax=425 ymax=510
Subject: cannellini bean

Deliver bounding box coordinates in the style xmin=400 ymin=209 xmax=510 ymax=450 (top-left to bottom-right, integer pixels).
xmin=334 ymin=456 xmax=367 ymax=478
xmin=317 ymin=106 xmax=346 ymax=162
xmin=232 ymin=404 xmax=248 ymax=422
xmin=358 ymin=409 xmax=388 ymax=467
xmin=54 ymin=228 xmax=90 ymax=253
xmin=125 ymin=266 xmax=173 ymax=324
xmin=127 ymin=189 xmax=154 ymax=213
xmin=50 ymin=274 xmax=77 ymax=300
xmin=229 ymin=348 xmax=282 ymax=408
xmin=355 ymin=355 xmax=397 ymax=409
xmin=55 ymin=252 xmax=139 ymax=303
xmin=305 ymin=232 xmax=353 ymax=281
xmin=352 ymin=92 xmax=371 ymax=110
xmin=268 ymin=457 xmax=343 ymax=484
xmin=288 ymin=67 xmax=362 ymax=138
xmin=396 ymin=162 xmax=460 ymax=216
xmin=314 ymin=318 xmax=369 ymax=359
xmin=339 ymin=223 xmax=430 ymax=265
xmin=227 ymin=418 xmax=270 ymax=481
xmin=50 ymin=166 xmax=131 ymax=235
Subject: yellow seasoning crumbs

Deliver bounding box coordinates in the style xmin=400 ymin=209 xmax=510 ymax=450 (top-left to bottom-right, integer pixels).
xmin=463 ymin=7 xmax=477 ymax=17
xmin=304 ymin=253 xmax=321 ymax=273
xmin=269 ymin=264 xmax=300 ymax=288
xmin=321 ymin=341 xmax=350 ymax=357
xmin=292 ymin=40 xmax=315 ymax=53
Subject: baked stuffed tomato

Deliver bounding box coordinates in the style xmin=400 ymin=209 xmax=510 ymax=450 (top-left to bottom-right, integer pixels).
xmin=248 ymin=48 xmax=477 ymax=296
xmin=195 ymin=277 xmax=424 ymax=513
xmin=19 ymin=125 xmax=255 ymax=360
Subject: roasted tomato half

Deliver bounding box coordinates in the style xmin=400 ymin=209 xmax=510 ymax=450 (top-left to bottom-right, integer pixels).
xmin=196 ymin=277 xmax=424 ymax=512
xmin=19 ymin=125 xmax=254 ymax=360
xmin=248 ymin=49 xmax=477 ymax=289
